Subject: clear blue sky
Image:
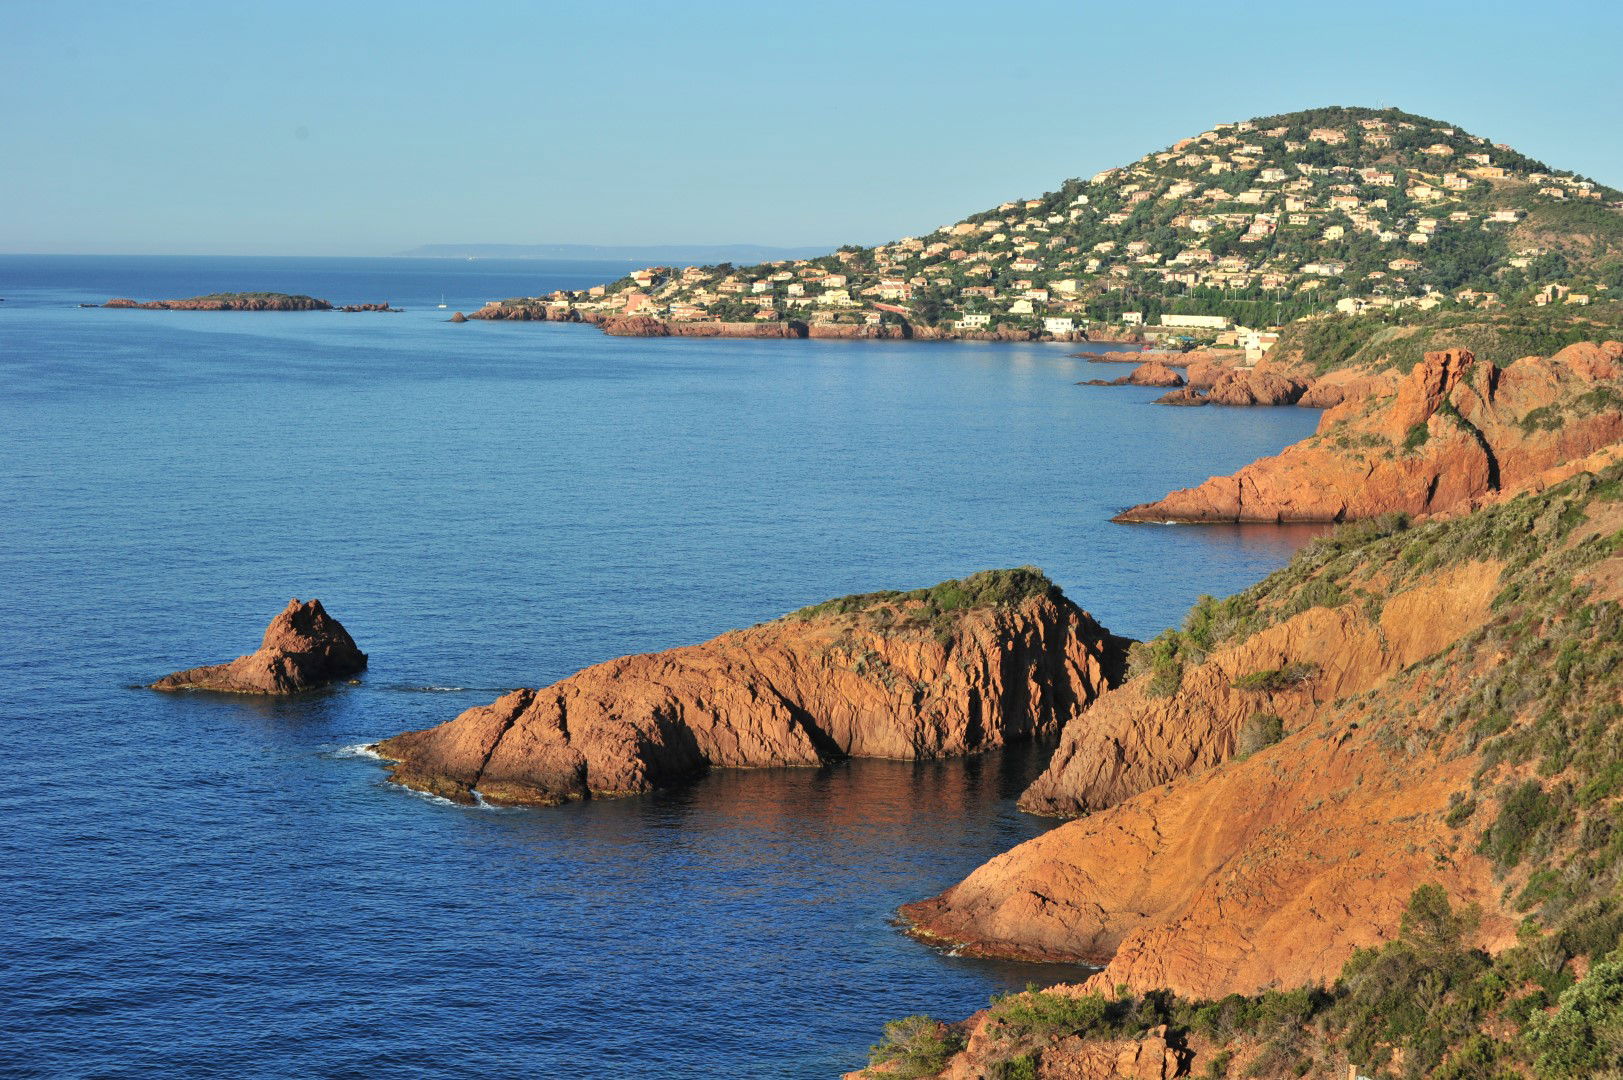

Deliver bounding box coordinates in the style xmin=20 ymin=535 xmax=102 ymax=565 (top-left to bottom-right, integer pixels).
xmin=4 ymin=0 xmax=1620 ymax=255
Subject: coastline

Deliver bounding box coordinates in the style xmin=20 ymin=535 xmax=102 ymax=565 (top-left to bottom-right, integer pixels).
xmin=461 ymin=301 xmax=1151 ymax=345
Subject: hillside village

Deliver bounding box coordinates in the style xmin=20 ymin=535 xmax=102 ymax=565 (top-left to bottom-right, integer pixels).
xmin=474 ymin=107 xmax=1623 ymax=358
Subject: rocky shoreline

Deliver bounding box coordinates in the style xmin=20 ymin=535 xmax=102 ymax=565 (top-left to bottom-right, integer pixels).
xmin=459 ymin=299 xmax=1148 ymax=345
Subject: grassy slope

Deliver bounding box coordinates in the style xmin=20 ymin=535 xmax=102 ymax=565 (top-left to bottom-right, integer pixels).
xmin=1268 ymin=303 xmax=1623 ymax=377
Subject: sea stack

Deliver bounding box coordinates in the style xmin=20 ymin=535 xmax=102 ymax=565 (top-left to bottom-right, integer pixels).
xmin=151 ymin=598 xmax=367 ymax=694
xmin=373 ymin=568 xmax=1131 ymax=806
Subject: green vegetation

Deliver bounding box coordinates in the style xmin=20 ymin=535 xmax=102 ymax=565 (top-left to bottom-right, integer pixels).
xmin=929 ymin=464 xmax=1622 ymax=1077
xmin=1523 ymin=954 xmax=1623 ymax=1078
xmin=564 ymin=106 xmax=1623 ymax=342
xmin=1231 ymin=662 xmax=1319 ymax=693
xmin=787 ymin=567 xmax=1059 ymax=626
xmin=1274 ymin=303 xmax=1623 ymax=377
xmin=1235 ymin=713 xmax=1286 ymax=757
xmin=867 ymin=1015 xmax=965 ymax=1078
xmin=186 ymin=292 xmax=322 ymax=302
xmin=877 ymin=888 xmax=1623 ymax=1079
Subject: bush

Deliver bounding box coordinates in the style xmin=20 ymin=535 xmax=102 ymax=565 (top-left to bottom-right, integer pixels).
xmin=1522 ymin=953 xmax=1623 ymax=1078
xmin=1403 ymin=421 xmax=1432 ymax=452
xmin=869 ymin=1015 xmax=965 ymax=1078
xmin=1479 ymin=780 xmax=1562 ymax=869
xmin=1130 ymin=634 xmax=1187 ymax=697
xmin=987 ymin=990 xmax=1111 ymax=1040
xmin=1231 ymin=662 xmax=1319 ymax=693
xmin=1236 ymin=713 xmax=1285 ymax=758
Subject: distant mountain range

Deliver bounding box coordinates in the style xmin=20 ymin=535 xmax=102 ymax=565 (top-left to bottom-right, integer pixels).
xmin=396 ymin=242 xmax=839 ymax=263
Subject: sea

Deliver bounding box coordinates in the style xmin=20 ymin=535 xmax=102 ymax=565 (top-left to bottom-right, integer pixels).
xmin=0 ymin=255 xmax=1325 ymax=1078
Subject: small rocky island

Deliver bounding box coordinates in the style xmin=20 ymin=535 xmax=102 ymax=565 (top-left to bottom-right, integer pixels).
xmin=373 ymin=569 xmax=1130 ymax=806
xmin=103 ymin=293 xmax=398 ymax=312
xmin=151 ymin=598 xmax=367 ymax=694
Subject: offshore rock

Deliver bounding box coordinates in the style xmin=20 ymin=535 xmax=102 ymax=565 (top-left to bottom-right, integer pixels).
xmin=104 ymin=293 xmax=334 ymax=311
xmin=1081 ymin=361 xmax=1186 ymax=388
xmin=151 ymin=599 xmax=367 ymax=694
xmin=373 ymin=569 xmax=1130 ymax=806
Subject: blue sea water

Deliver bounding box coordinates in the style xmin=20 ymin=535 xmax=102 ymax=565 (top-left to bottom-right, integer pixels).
xmin=0 ymin=256 xmax=1325 ymax=1078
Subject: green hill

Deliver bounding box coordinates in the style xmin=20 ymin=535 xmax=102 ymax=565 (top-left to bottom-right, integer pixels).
xmin=535 ymin=106 xmax=1623 ymax=337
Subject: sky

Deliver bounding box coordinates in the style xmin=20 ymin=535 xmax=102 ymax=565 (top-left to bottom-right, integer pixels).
xmin=3 ymin=0 xmax=1621 ymax=256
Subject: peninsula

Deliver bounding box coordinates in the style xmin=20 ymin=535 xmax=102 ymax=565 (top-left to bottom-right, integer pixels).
xmin=373 ymin=569 xmax=1129 ymax=806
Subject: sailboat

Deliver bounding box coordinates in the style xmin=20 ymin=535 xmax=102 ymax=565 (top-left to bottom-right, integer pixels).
xmin=437 ymin=293 xmax=448 ymax=309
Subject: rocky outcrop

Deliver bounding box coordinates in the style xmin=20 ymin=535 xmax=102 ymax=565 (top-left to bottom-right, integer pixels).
xmin=467 ymin=301 xmax=584 ymax=322
xmin=373 ymin=570 xmax=1130 ymax=807
xmin=105 ymin=293 xmax=334 ymax=311
xmin=449 ymin=311 xmax=467 ymax=323
xmin=337 ymin=303 xmax=398 ymax=312
xmin=901 ymin=477 xmax=1623 ymax=1000
xmin=901 ymin=563 xmax=1523 ymax=994
xmin=1201 ymin=369 xmax=1308 ymax=406
xmin=1080 ymin=362 xmax=1185 ymax=388
xmin=1142 ymin=368 xmax=1308 ymax=407
xmin=1116 ymin=344 xmax=1623 ymax=522
xmin=151 ymin=599 xmax=367 ymax=694
xmin=1018 ymin=559 xmax=1503 ymax=817
xmin=847 ymin=1014 xmax=1191 ymax=1080
xmin=1151 ymin=386 xmax=1206 ymax=406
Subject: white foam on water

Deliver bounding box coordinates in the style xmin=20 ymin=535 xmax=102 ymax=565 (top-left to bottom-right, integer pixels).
xmin=405 ymin=787 xmax=462 ymax=808
xmin=335 ymin=742 xmax=384 ymax=759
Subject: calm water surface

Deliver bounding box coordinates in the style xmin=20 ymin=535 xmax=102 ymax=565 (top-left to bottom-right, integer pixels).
xmin=0 ymin=257 xmax=1324 ymax=1078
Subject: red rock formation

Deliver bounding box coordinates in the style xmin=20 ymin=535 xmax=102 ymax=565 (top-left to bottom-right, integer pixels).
xmin=1082 ymin=361 xmax=1186 ymax=388
xmin=845 ymin=1017 xmax=1190 ymax=1079
xmin=467 ymin=302 xmax=583 ymax=322
xmin=1202 ymin=368 xmax=1309 ymax=406
xmin=1115 ymin=344 xmax=1623 ymax=522
xmin=1151 ymin=386 xmax=1206 ymax=406
xmin=449 ymin=311 xmax=468 ymax=323
xmin=1019 ymin=559 xmax=1502 ymax=817
xmin=600 ymin=315 xmax=671 ymax=336
xmin=151 ymin=599 xmax=367 ymax=694
xmin=901 ymin=555 xmax=1533 ymax=996
xmin=373 ymin=571 xmax=1129 ymax=806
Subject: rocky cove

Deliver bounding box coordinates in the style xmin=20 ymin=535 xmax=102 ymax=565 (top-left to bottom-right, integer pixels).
xmin=258 ymin=334 xmax=1620 ymax=1079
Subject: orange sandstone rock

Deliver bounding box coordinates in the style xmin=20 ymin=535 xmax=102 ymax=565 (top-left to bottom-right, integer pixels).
xmin=1115 ymin=344 xmax=1623 ymax=523
xmin=374 ymin=571 xmax=1129 ymax=807
xmin=151 ymin=599 xmax=367 ymax=694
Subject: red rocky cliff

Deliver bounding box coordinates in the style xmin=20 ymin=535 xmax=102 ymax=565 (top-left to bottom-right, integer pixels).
xmin=373 ymin=570 xmax=1129 ymax=806
xmin=1116 ymin=343 xmax=1623 ymax=522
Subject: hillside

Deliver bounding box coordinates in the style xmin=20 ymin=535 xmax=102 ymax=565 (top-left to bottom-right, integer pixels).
xmin=858 ymin=463 xmax=1623 ymax=1080
xmin=471 ymin=106 xmax=1622 ymax=344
